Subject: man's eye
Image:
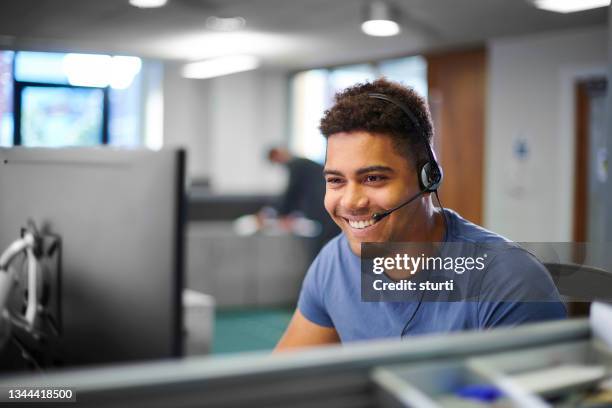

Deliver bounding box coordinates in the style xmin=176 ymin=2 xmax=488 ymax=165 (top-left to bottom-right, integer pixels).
xmin=326 ymin=177 xmax=343 ymax=184
xmin=365 ymin=175 xmax=386 ymax=183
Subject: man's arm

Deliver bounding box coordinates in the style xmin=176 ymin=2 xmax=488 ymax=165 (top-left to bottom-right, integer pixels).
xmin=274 ymin=309 xmax=340 ymax=352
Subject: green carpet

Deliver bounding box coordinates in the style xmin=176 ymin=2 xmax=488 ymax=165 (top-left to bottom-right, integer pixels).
xmin=212 ymin=307 xmax=293 ymax=354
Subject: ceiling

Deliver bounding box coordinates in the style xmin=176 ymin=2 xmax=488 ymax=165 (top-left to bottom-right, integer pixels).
xmin=0 ymin=0 xmax=607 ymax=70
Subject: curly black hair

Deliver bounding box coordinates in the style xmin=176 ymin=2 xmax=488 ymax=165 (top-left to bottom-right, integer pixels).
xmin=319 ymin=78 xmax=434 ymax=170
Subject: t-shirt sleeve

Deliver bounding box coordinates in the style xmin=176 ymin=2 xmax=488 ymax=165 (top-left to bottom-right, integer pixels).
xmin=297 ymin=255 xmax=334 ymax=328
xmin=477 ymin=248 xmax=567 ymax=328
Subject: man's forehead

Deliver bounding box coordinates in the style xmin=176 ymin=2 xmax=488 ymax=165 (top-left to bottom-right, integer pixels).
xmin=324 ymin=131 xmax=410 ymax=173
xmin=327 ymin=130 xmax=389 ymax=148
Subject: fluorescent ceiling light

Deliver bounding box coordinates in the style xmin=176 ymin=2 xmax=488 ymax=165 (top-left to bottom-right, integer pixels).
xmin=361 ymin=20 xmax=401 ymax=37
xmin=182 ymin=55 xmax=260 ymax=79
xmin=129 ymin=0 xmax=168 ymax=8
xmin=531 ymin=0 xmax=610 ymax=13
xmin=206 ymin=16 xmax=246 ymax=31
xmin=154 ymin=31 xmax=296 ymax=61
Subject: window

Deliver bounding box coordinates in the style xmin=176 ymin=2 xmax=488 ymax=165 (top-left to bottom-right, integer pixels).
xmin=290 ymin=56 xmax=428 ymax=163
xmin=0 ymin=51 xmax=14 ymax=147
xmin=1 ymin=51 xmax=152 ymax=148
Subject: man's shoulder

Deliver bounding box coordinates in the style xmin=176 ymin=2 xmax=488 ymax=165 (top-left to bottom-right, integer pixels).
xmin=445 ymin=209 xmax=511 ymax=245
xmin=315 ymin=233 xmax=348 ymax=262
xmin=478 ymin=244 xmax=562 ymax=304
xmin=303 ymin=233 xmax=353 ymax=295
xmin=443 ymin=209 xmax=560 ymax=299
xmin=308 ymin=233 xmax=358 ymax=282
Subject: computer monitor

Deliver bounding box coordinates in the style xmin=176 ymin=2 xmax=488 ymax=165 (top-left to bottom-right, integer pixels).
xmin=0 ymin=147 xmax=185 ymax=369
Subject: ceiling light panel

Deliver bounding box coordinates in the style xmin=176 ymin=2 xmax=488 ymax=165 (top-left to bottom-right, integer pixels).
xmin=129 ymin=0 xmax=168 ymax=9
xmin=182 ymin=55 xmax=260 ymax=79
xmin=531 ymin=0 xmax=610 ymax=13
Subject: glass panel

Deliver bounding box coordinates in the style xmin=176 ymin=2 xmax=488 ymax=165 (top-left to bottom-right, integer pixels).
xmin=109 ymin=76 xmax=141 ymax=147
xmin=21 ymin=86 xmax=104 ymax=147
xmin=328 ymin=63 xmax=376 ymax=94
xmin=109 ymin=57 xmax=149 ymax=147
xmin=0 ymin=51 xmax=14 ymax=146
xmin=14 ymin=52 xmax=69 ymax=85
xmin=290 ymin=70 xmax=328 ymax=163
xmin=142 ymin=61 xmax=164 ymax=150
xmin=379 ymin=56 xmax=428 ymax=100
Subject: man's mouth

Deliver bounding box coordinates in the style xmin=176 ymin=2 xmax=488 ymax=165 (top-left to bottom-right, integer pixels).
xmin=340 ymin=215 xmax=382 ymax=230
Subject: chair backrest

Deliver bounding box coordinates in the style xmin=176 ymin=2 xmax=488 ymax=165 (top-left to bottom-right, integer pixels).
xmin=543 ymin=262 xmax=612 ymax=316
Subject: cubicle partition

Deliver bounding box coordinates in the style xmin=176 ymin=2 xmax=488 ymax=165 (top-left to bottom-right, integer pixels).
xmin=0 ymin=319 xmax=594 ymax=407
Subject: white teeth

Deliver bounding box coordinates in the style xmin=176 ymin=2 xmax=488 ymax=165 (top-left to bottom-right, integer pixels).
xmin=348 ymin=218 xmax=376 ymax=229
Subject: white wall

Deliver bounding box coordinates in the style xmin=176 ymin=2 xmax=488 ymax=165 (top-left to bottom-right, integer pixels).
xmin=163 ymin=61 xmax=212 ymax=180
xmin=163 ymin=65 xmax=287 ymax=194
xmin=485 ymin=26 xmax=607 ymax=241
xmin=208 ymin=70 xmax=287 ymax=194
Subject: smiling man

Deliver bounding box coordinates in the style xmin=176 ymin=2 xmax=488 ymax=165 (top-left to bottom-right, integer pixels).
xmin=275 ymin=78 xmax=565 ymax=351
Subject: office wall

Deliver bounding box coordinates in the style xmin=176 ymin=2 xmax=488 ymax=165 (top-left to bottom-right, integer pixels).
xmin=208 ymin=70 xmax=288 ymax=194
xmin=163 ymin=61 xmax=212 ymax=180
xmin=485 ymin=26 xmax=607 ymax=241
xmin=163 ymin=64 xmax=288 ymax=193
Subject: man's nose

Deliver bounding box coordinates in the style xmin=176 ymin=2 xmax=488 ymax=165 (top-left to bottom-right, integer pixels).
xmin=340 ymin=183 xmax=369 ymax=211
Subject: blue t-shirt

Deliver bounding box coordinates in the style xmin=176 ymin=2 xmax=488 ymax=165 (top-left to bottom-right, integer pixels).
xmin=297 ymin=209 xmax=566 ymax=342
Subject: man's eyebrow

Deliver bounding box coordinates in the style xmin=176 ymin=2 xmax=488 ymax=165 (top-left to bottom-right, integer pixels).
xmin=323 ymin=166 xmax=395 ymax=177
xmin=323 ymin=169 xmax=343 ymax=177
xmin=355 ymin=166 xmax=395 ymax=175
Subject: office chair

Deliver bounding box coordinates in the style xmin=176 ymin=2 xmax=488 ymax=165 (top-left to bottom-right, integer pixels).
xmin=543 ymin=262 xmax=612 ymax=317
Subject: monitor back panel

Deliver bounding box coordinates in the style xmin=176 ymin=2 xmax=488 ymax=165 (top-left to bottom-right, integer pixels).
xmin=0 ymin=147 xmax=185 ymax=367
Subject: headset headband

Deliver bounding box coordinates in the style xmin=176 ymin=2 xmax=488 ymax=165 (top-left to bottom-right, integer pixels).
xmin=367 ymin=92 xmax=438 ymax=167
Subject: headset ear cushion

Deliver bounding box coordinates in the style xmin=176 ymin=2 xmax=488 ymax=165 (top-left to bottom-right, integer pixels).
xmin=420 ymin=162 xmax=442 ymax=192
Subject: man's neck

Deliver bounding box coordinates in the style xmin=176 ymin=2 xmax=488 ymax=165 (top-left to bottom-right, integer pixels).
xmin=403 ymin=199 xmax=447 ymax=243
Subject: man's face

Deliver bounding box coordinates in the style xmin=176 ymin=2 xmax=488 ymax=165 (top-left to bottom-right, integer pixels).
xmin=324 ymin=131 xmax=421 ymax=256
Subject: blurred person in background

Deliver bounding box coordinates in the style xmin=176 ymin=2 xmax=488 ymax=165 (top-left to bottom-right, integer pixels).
xmin=259 ymin=147 xmax=340 ymax=254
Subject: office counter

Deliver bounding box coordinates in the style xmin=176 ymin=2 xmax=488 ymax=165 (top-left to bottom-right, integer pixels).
xmin=186 ymin=221 xmax=313 ymax=307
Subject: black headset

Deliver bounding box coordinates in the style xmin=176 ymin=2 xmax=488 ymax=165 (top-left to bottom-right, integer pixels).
xmin=368 ymin=93 xmax=444 ymax=222
xmin=368 ymin=92 xmax=443 ymax=191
